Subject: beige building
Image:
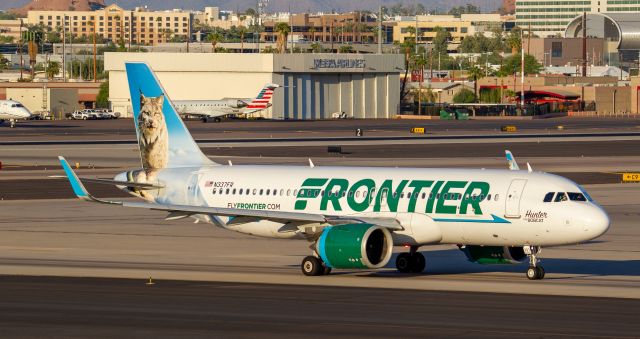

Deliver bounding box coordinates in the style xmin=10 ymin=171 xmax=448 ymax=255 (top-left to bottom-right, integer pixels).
xmin=392 ymin=14 xmax=504 ymax=44
xmin=105 ymin=52 xmax=404 ymax=119
xmin=528 ymin=37 xmax=607 ymax=67
xmin=27 ymin=4 xmax=191 ymax=46
xmin=0 ymin=19 xmax=25 ymax=41
xmin=0 ymin=82 xmax=103 ymax=116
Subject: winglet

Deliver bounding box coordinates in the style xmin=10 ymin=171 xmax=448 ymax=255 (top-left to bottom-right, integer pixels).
xmin=505 ymin=150 xmax=520 ymax=171
xmin=58 ymin=156 xmax=90 ymax=199
xmin=58 ymin=156 xmax=118 ymax=204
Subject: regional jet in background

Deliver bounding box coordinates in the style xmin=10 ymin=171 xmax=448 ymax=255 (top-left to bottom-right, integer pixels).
xmin=0 ymin=100 xmax=32 ymax=127
xmin=58 ymin=62 xmax=610 ymax=280
xmin=173 ymin=83 xmax=280 ymax=122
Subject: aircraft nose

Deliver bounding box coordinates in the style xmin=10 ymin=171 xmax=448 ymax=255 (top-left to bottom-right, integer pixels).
xmin=114 ymin=172 xmax=127 ymax=182
xmin=584 ymin=206 xmax=610 ymax=239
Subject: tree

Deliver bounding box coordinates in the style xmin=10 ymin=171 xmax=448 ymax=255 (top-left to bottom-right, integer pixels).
xmin=498 ymin=54 xmax=543 ymax=76
xmin=0 ymin=55 xmax=9 ymax=72
xmin=308 ymin=26 xmax=316 ymax=42
xmin=310 ymin=42 xmax=322 ymax=53
xmin=448 ymin=4 xmax=480 ymax=17
xmin=96 ymin=81 xmax=109 ymax=108
xmin=413 ymin=55 xmax=428 ymax=114
xmin=506 ymin=27 xmax=522 ymax=54
xmin=238 ymin=26 xmax=247 ymax=53
xmin=467 ymin=65 xmax=484 ymax=102
xmin=275 ymin=22 xmax=290 ymax=54
xmin=432 ymin=26 xmax=451 ymax=56
xmin=46 ymin=61 xmax=60 ymax=79
xmin=453 ymin=88 xmax=476 ymax=103
xmin=207 ymin=32 xmax=222 ymax=53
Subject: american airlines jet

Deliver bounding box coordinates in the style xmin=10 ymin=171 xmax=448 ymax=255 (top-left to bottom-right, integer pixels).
xmin=0 ymin=100 xmax=32 ymax=127
xmin=173 ymin=84 xmax=280 ymax=122
xmin=59 ymin=63 xmax=610 ymax=280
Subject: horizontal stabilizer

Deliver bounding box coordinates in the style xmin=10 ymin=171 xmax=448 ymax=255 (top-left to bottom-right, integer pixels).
xmin=79 ymin=178 xmax=164 ymax=189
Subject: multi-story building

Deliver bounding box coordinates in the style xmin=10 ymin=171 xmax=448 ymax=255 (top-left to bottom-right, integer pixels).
xmin=261 ymin=12 xmax=386 ymax=44
xmin=516 ymin=0 xmax=640 ymax=37
xmin=27 ymin=4 xmax=191 ymax=46
xmin=0 ymin=19 xmax=25 ymax=41
xmin=392 ymin=14 xmax=505 ymax=44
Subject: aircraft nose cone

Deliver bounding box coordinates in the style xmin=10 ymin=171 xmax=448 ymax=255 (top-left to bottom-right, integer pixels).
xmin=585 ymin=206 xmax=610 ymax=239
xmin=114 ymin=172 xmax=127 ymax=182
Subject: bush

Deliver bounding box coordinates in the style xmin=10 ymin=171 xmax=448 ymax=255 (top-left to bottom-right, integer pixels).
xmin=453 ymin=88 xmax=476 ymax=103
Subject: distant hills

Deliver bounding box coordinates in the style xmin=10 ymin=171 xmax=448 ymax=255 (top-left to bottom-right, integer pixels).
xmin=2 ymin=0 xmax=502 ymax=14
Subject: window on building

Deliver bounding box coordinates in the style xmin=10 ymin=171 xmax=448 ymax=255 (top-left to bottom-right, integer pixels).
xmin=552 ymin=41 xmax=562 ymax=57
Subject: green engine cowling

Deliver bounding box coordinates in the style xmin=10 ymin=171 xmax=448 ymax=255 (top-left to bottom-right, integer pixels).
xmin=316 ymin=224 xmax=393 ymax=269
xmin=460 ymin=245 xmax=527 ymax=265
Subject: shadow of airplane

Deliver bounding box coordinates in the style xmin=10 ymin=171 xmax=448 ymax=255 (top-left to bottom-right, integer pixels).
xmin=371 ymin=249 xmax=640 ymax=277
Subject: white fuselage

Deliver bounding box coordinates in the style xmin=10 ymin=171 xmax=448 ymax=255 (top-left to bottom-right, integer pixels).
xmin=0 ymin=100 xmax=32 ymax=121
xmin=119 ymin=165 xmax=610 ymax=248
xmin=174 ymin=99 xmax=252 ymax=118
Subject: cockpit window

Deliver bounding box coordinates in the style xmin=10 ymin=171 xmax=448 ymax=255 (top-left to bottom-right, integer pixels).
xmin=543 ymin=192 xmax=555 ymax=202
xmin=14 ymin=103 xmax=23 ymax=107
xmin=578 ymin=185 xmax=594 ymax=202
xmin=568 ymin=192 xmax=587 ymax=201
xmin=554 ymin=192 xmax=568 ymax=202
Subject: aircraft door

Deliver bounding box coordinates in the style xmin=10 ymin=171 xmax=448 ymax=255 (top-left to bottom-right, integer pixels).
xmin=505 ymin=179 xmax=527 ymax=218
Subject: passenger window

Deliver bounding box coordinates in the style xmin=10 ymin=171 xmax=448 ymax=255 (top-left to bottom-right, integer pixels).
xmin=487 ymin=194 xmax=491 ymax=201
xmin=554 ymin=192 xmax=568 ymax=202
xmin=253 ymin=189 xmax=257 ymax=195
xmin=266 ymin=189 xmax=270 ymax=195
xmin=246 ymin=189 xmax=250 ymax=195
xmin=238 ymin=189 xmax=243 ymax=194
xmin=232 ymin=189 xmax=236 ymax=195
xmin=568 ymin=192 xmax=587 ymax=201
xmin=543 ymin=192 xmax=554 ymax=202
xmin=280 ymin=189 xmax=284 ymax=196
xmin=400 ymin=193 xmax=404 ymax=198
xmin=286 ymin=189 xmax=291 ymax=196
xmin=259 ymin=189 xmax=264 ymax=195
xmin=212 ymin=189 xmax=216 ymax=195
xmin=494 ymin=194 xmax=499 ymax=201
xmin=225 ymin=188 xmax=229 ymax=194
xmin=421 ymin=193 xmax=426 ymax=199
xmin=293 ymin=189 xmax=298 ymax=196
xmin=273 ymin=189 xmax=277 ymax=196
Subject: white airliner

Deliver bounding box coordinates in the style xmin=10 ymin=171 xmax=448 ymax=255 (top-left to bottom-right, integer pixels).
xmin=58 ymin=63 xmax=610 ymax=280
xmin=0 ymin=100 xmax=32 ymax=127
xmin=173 ymin=84 xmax=280 ymax=122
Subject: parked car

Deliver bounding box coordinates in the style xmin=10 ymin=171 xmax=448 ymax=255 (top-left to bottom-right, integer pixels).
xmin=72 ymin=110 xmax=90 ymax=120
xmin=29 ymin=111 xmax=51 ymax=120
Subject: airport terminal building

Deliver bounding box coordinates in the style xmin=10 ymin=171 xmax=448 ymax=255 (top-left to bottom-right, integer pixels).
xmin=105 ymin=53 xmax=404 ymax=119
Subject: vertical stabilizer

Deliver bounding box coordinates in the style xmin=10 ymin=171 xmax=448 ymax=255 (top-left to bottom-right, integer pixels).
xmin=125 ymin=62 xmax=216 ymax=170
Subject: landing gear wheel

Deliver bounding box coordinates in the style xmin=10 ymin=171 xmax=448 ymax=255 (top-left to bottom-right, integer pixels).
xmin=410 ymin=252 xmax=426 ymax=273
xmin=395 ymin=253 xmax=412 ymax=273
xmin=201 ymin=117 xmax=208 ymax=123
xmin=536 ymin=266 xmax=545 ymax=279
xmin=301 ymin=256 xmax=323 ymax=276
xmin=526 ymin=267 xmax=538 ymax=280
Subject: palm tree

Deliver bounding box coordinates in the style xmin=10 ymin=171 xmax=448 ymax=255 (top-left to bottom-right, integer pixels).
xmin=46 ymin=60 xmax=60 ymax=79
xmin=238 ymin=26 xmax=247 ymax=53
xmin=413 ymin=55 xmax=427 ymax=115
xmin=467 ymin=65 xmax=484 ymax=103
xmin=207 ymin=32 xmax=222 ymax=52
xmin=308 ymin=26 xmax=316 ymax=42
xmin=275 ymin=22 xmax=290 ymax=54
xmin=506 ymin=27 xmax=521 ymax=54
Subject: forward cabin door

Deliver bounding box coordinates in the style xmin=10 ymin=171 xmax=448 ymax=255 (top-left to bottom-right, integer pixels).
xmin=505 ymin=179 xmax=527 ymax=218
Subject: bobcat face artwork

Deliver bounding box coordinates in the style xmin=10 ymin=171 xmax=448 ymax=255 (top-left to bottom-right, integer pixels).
xmin=138 ymin=93 xmax=169 ymax=171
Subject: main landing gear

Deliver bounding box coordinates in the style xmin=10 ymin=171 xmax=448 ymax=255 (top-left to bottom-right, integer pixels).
xmin=395 ymin=246 xmax=426 ymax=273
xmin=301 ymin=255 xmax=332 ymax=276
xmin=524 ymin=245 xmax=545 ymax=280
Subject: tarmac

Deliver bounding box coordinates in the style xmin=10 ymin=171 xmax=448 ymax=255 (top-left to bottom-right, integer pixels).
xmin=1 ymin=118 xmax=639 ymax=336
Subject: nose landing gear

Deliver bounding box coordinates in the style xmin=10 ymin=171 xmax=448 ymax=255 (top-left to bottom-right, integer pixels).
xmin=524 ymin=245 xmax=545 ymax=280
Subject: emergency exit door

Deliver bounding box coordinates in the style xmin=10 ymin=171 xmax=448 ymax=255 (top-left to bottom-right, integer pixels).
xmin=505 ymin=179 xmax=527 ymax=218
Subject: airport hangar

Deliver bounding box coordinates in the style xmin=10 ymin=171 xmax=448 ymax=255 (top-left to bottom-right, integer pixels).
xmin=105 ymin=53 xmax=404 ymax=119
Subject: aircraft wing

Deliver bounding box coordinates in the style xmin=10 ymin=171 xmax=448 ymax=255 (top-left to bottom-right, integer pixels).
xmin=58 ymin=156 xmax=403 ymax=231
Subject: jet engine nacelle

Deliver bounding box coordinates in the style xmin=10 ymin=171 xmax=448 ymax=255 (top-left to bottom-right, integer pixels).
xmin=316 ymin=224 xmax=393 ymax=269
xmin=226 ymin=99 xmax=247 ymax=108
xmin=459 ymin=245 xmax=527 ymax=265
